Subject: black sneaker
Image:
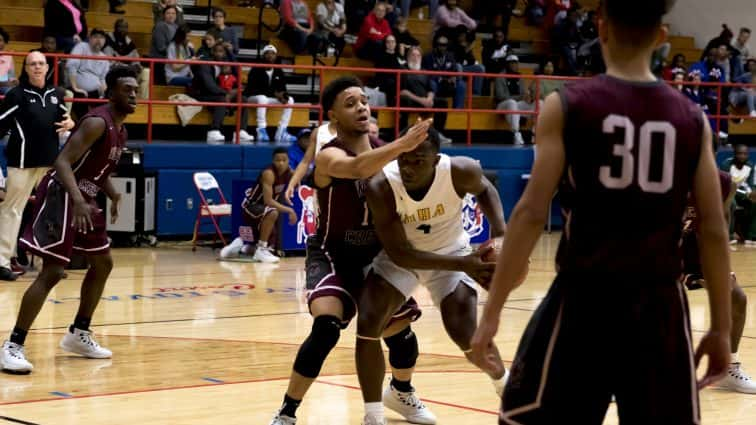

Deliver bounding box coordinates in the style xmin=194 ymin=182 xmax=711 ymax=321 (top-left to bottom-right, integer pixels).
xmin=0 ymin=267 xmax=18 ymax=281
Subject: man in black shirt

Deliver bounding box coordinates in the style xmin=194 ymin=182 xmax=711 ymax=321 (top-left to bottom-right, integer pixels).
xmin=400 ymin=46 xmax=449 ymax=141
xmin=0 ymin=51 xmax=74 ymax=280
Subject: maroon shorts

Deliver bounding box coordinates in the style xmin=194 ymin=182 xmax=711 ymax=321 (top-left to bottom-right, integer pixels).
xmin=18 ymin=175 xmax=109 ymax=266
xmin=239 ymin=202 xmax=276 ymax=244
xmin=304 ymin=236 xmax=421 ymax=328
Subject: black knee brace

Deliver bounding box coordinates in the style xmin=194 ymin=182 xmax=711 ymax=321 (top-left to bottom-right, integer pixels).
xmin=293 ymin=315 xmax=342 ymax=378
xmin=383 ymin=325 xmax=418 ymax=370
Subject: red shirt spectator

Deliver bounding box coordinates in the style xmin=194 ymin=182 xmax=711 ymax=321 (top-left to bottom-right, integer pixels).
xmin=355 ymin=4 xmax=392 ymax=52
xmin=280 ymin=0 xmax=314 ymax=31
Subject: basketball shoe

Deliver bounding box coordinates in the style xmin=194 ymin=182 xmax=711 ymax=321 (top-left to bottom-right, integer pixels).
xmin=717 ymin=362 xmax=756 ymax=394
xmin=60 ymin=328 xmax=112 ymax=359
xmin=219 ymin=237 xmax=244 ymax=259
xmin=268 ymin=410 xmax=296 ymax=425
xmin=383 ymin=382 xmax=437 ymax=424
xmin=253 ymin=246 xmax=280 ymax=263
xmin=1 ymin=341 xmax=33 ymax=373
xmin=362 ymin=415 xmax=387 ymax=425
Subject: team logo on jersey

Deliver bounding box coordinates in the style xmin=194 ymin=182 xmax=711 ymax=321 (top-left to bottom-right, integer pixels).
xmin=461 ymin=194 xmax=485 ymax=238
xmin=50 ymin=96 xmax=59 ymax=105
xmin=297 ymin=185 xmax=317 ymax=244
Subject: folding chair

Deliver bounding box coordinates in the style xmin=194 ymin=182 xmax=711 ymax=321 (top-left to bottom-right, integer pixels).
xmin=191 ymin=172 xmax=232 ymax=251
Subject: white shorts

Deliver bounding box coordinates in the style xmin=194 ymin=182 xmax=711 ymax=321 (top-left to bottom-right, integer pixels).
xmin=370 ymin=246 xmax=478 ymax=307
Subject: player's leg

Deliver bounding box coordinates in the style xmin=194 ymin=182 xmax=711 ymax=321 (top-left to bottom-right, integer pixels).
xmin=254 ymin=208 xmax=280 ymax=263
xmin=355 ymin=271 xmax=406 ymax=423
xmin=59 ymin=253 xmax=114 ymax=359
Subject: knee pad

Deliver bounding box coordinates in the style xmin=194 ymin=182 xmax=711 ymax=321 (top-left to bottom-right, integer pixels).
xmin=293 ymin=315 xmax=341 ymax=378
xmin=383 ymin=326 xmax=418 ymax=370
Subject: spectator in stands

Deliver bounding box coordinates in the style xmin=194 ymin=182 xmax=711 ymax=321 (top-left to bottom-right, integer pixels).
xmin=732 ymin=28 xmax=751 ymax=77
xmin=545 ymin=0 xmax=571 ymax=29
xmin=211 ymin=8 xmax=240 ymax=58
xmin=482 ymin=28 xmax=508 ymax=75
xmin=242 ymin=44 xmax=296 ymax=145
xmin=703 ymin=24 xmax=735 ymax=61
xmin=38 ymin=35 xmax=67 ymax=87
xmin=716 ymin=42 xmax=733 ymax=82
xmin=279 ymin=0 xmax=323 ymax=55
xmin=472 ymin=0 xmax=515 ymax=35
xmin=153 ymin=0 xmax=184 ymax=26
xmin=165 ymin=26 xmax=195 ymax=87
xmin=315 ymin=0 xmax=347 ymax=57
xmin=433 ymin=0 xmax=477 ymax=46
xmin=44 ymin=0 xmax=88 ymax=54
xmin=374 ymin=34 xmax=405 ymax=106
xmin=67 ymin=29 xmax=110 ymax=120
xmin=196 ymin=31 xmax=235 ymax=62
xmin=672 ymin=69 xmax=687 ymax=92
xmin=217 ymin=65 xmax=238 ymax=99
xmin=683 ymin=70 xmax=708 ymax=111
xmin=577 ymin=10 xmax=599 ymax=71
xmin=347 ymin=1 xmax=400 ymax=34
xmin=104 ymin=19 xmax=150 ymax=99
xmin=651 ymin=24 xmax=672 ymax=76
xmin=150 ymin=5 xmax=179 ymax=84
xmin=537 ymin=58 xmax=563 ymax=99
xmin=355 ymin=2 xmax=393 ymax=60
xmin=495 ymin=54 xmax=537 ymax=145
xmin=730 ymin=63 xmax=756 ymax=118
xmin=400 ymin=46 xmax=451 ymax=143
xmin=399 ymin=0 xmax=438 ymax=19
xmin=525 ymin=0 xmax=546 ymax=26
xmin=690 ymin=47 xmax=727 ymax=137
xmin=422 ymin=34 xmax=466 ymax=108
xmin=453 ymin=31 xmax=485 ymax=95
xmin=108 ymin=0 xmax=126 ymax=15
xmin=288 ymin=127 xmax=313 ymax=172
xmin=551 ymin=6 xmax=581 ymax=75
xmin=663 ymin=54 xmax=687 ymax=81
xmin=720 ymin=145 xmax=756 ymax=244
xmin=190 ymin=43 xmax=232 ymax=144
xmin=0 ymin=28 xmax=18 ymax=95
xmin=393 ymin=17 xmax=420 ymax=52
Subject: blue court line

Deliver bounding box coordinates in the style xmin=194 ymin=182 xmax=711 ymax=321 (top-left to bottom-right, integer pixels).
xmin=49 ymin=391 xmax=72 ymax=398
xmin=202 ymin=377 xmax=224 ymax=384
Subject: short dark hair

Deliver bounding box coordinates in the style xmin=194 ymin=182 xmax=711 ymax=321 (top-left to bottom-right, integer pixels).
xmin=602 ymin=0 xmax=675 ymax=42
xmin=321 ymin=76 xmax=363 ymax=113
xmin=163 ymin=5 xmax=177 ymax=16
xmin=400 ymin=125 xmax=441 ymax=152
xmin=741 ymin=27 xmax=752 ymax=34
xmin=0 ymin=27 xmax=10 ymax=44
xmin=273 ymin=147 xmax=288 ymax=157
xmin=213 ymin=7 xmax=226 ymax=18
xmin=90 ymin=28 xmax=107 ymax=38
xmin=105 ymin=65 xmax=138 ymax=96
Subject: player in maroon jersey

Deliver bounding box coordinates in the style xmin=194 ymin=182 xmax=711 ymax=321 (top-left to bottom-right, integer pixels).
xmin=1 ymin=66 xmax=138 ymax=374
xmin=470 ymin=0 xmax=732 ymax=423
xmin=681 ymin=170 xmax=755 ymax=393
xmin=220 ymin=147 xmax=296 ymax=263
xmin=269 ymin=77 xmax=433 ymax=425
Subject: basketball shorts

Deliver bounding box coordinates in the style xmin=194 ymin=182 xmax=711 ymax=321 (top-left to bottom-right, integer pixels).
xmin=19 ymin=175 xmax=109 ymax=266
xmin=500 ymin=273 xmax=700 ymax=425
xmin=680 ymin=230 xmax=704 ymax=290
xmin=239 ymin=202 xmax=276 ymax=243
xmin=370 ymin=245 xmax=478 ymax=307
xmin=305 ymin=236 xmax=421 ymax=328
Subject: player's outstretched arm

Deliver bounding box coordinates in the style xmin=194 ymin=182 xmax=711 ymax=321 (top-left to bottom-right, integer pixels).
xmin=284 ymin=130 xmax=317 ymax=204
xmin=693 ymin=115 xmax=732 ymax=389
xmin=450 ymin=156 xmax=507 ymax=238
xmin=366 ymin=172 xmax=493 ymax=278
xmin=469 ymin=93 xmax=565 ymax=373
xmin=314 ymin=119 xmax=431 ymax=181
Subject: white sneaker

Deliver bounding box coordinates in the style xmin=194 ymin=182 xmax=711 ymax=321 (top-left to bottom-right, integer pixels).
xmin=750 ymin=110 xmax=756 ymax=118
xmin=233 ymin=129 xmax=255 ymax=144
xmin=269 ymin=410 xmax=296 ymax=425
xmin=745 ymin=240 xmax=756 ymax=247
xmin=492 ymin=368 xmax=511 ymax=397
xmin=383 ymin=383 xmax=437 ymax=424
xmin=206 ymin=130 xmax=225 ymax=144
xmin=253 ymin=246 xmax=280 ymax=263
xmin=718 ymin=131 xmax=729 ymax=139
xmin=717 ymin=363 xmax=756 ymax=393
xmin=60 ymin=328 xmax=112 ymax=359
xmin=362 ymin=415 xmax=387 ymax=425
xmin=1 ymin=341 xmax=33 ymax=373
xmin=513 ymin=132 xmax=525 ymax=145
xmin=220 ymin=237 xmax=244 ymax=259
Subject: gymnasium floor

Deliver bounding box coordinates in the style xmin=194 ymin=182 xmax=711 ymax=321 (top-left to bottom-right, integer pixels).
xmin=0 ymin=233 xmax=754 ymax=424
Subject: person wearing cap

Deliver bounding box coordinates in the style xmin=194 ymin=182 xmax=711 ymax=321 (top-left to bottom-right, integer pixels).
xmin=494 ymin=54 xmax=535 ymax=145
xmin=288 ymin=127 xmax=313 ymax=173
xmin=67 ymin=28 xmax=111 ymax=120
xmin=241 ymin=44 xmax=297 ymax=144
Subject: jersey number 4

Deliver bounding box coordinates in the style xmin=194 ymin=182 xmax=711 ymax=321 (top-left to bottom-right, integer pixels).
xmin=600 ymin=114 xmax=676 ymax=193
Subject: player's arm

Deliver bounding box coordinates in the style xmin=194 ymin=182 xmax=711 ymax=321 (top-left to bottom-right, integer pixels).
xmin=692 ymin=115 xmax=732 ymax=388
xmin=366 ymin=173 xmax=492 ymax=277
xmin=314 ymin=119 xmax=431 ymax=183
xmin=261 ymin=169 xmax=295 ymax=214
xmin=285 ymin=130 xmax=317 ymax=204
xmin=54 ymin=116 xmax=106 ymax=232
xmin=450 ymin=156 xmax=506 ymax=237
xmin=102 ymin=177 xmax=122 ymax=223
xmin=470 ymin=93 xmax=566 ymax=373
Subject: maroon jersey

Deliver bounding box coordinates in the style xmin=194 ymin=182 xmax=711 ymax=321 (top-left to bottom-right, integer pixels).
xmin=683 ymin=170 xmax=732 ymax=233
xmin=556 ymin=75 xmax=704 ymax=279
xmin=53 ymin=105 xmax=127 ymax=200
xmin=242 ymin=165 xmax=292 ymax=208
xmin=315 ymin=138 xmax=381 ymax=263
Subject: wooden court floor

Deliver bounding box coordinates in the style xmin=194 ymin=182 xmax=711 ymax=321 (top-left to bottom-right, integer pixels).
xmin=0 ymin=233 xmax=754 ymax=424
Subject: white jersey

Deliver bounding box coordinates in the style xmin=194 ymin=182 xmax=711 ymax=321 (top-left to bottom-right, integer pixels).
xmin=383 ymin=154 xmax=470 ymax=254
xmin=315 ymin=122 xmax=337 ymax=156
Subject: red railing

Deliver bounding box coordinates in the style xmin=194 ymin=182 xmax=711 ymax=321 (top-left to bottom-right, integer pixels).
xmin=3 ymin=51 xmax=755 ymax=145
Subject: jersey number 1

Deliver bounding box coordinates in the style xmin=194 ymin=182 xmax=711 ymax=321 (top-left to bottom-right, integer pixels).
xmin=600 ymin=114 xmax=676 ymax=193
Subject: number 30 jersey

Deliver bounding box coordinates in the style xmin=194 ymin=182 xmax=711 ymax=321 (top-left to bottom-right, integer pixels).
xmin=556 ymin=75 xmax=704 ymax=279
xmin=383 ymin=154 xmax=470 ymax=255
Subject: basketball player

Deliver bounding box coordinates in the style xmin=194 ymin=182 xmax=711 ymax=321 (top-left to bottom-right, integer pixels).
xmin=681 ymin=171 xmax=756 ymax=393
xmin=1 ymin=66 xmax=138 ymax=374
xmin=356 ymin=128 xmax=509 ymax=425
xmin=269 ymin=77 xmax=434 ymax=425
xmin=220 ymin=147 xmax=296 ymax=263
xmin=470 ymin=0 xmax=733 ymax=423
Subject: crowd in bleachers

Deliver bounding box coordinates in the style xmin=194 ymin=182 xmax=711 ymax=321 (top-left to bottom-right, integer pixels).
xmin=0 ymin=0 xmax=753 ymax=145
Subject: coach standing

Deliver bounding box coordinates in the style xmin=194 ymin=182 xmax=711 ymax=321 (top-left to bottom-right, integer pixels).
xmin=0 ymin=51 xmax=74 ymax=281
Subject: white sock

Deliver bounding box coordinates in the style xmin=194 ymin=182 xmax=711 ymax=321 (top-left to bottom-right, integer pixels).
xmin=732 ymin=352 xmax=739 ymax=363
xmin=258 ymin=241 xmax=268 ymax=249
xmin=365 ymin=402 xmax=384 ymax=419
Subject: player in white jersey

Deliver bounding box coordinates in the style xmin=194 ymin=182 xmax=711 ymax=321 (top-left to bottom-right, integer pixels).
xmin=354 ymin=128 xmax=509 ymax=424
